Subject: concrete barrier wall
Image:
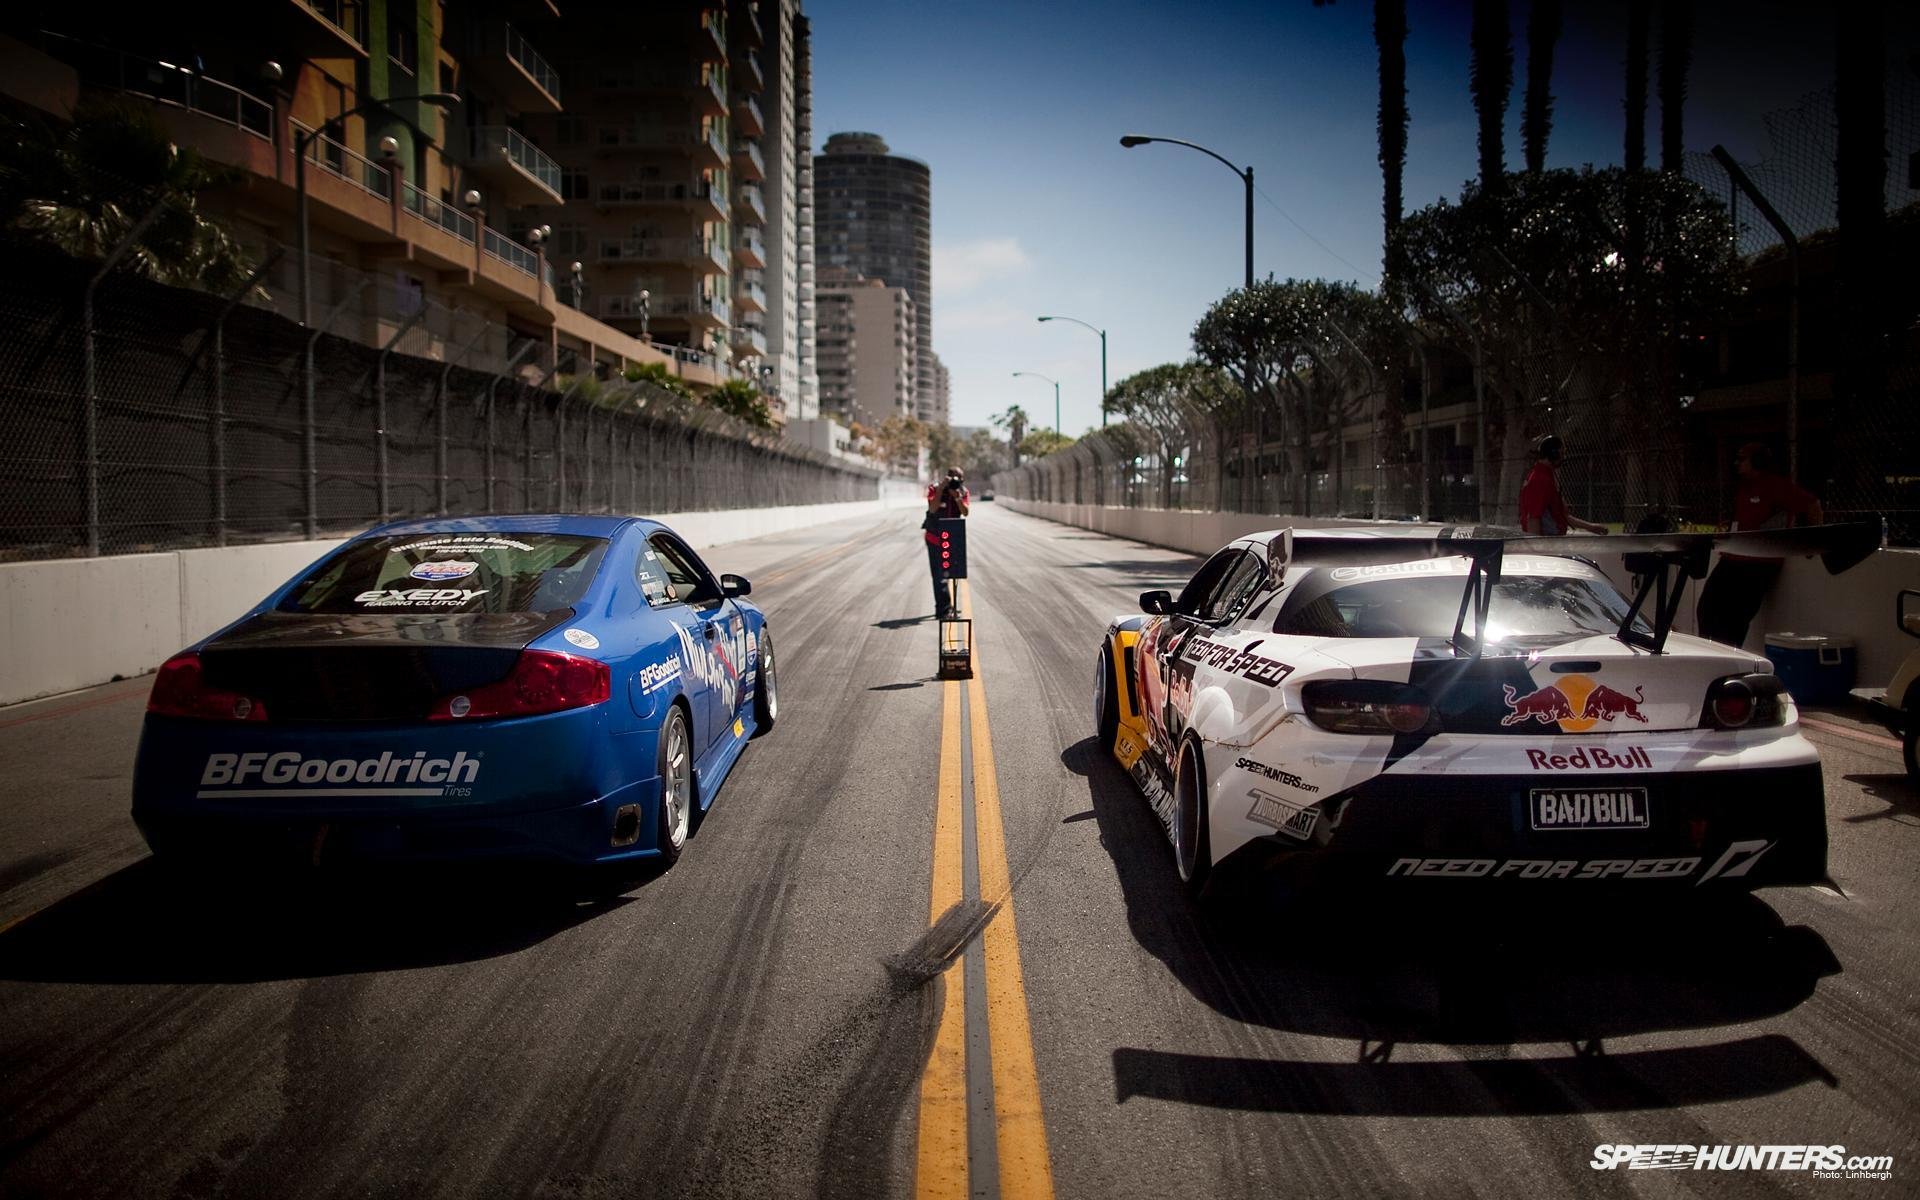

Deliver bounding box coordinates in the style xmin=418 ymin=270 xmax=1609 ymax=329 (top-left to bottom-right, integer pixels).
xmin=1000 ymin=497 xmax=1920 ymax=689
xmin=0 ymin=494 xmax=923 ymax=707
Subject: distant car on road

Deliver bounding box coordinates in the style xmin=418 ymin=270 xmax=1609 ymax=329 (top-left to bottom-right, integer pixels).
xmin=133 ymin=515 xmax=776 ymax=879
xmin=980 ymin=489 xmax=995 ymax=502
xmin=1094 ymin=523 xmax=1877 ymax=901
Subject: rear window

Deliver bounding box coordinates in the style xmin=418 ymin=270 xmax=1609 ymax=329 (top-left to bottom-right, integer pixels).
xmin=1275 ymin=556 xmax=1652 ymax=644
xmin=279 ymin=533 xmax=609 ymax=615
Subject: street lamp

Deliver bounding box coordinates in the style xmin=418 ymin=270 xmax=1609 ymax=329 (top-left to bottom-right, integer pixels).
xmin=297 ymin=91 xmax=460 ymax=326
xmin=1037 ymin=314 xmax=1107 ymax=427
xmin=1012 ymin=370 xmax=1060 ymax=438
xmin=1119 ymin=134 xmax=1253 ymax=289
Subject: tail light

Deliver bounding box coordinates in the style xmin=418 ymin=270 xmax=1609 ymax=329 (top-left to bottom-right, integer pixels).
xmin=147 ymin=653 xmax=270 ymax=721
xmin=1301 ymin=680 xmax=1438 ymax=736
xmin=429 ymin=650 xmax=610 ymax=721
xmin=1700 ymin=674 xmax=1787 ymax=730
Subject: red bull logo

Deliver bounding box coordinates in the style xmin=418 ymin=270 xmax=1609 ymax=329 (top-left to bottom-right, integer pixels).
xmin=1502 ymin=675 xmax=1648 ymax=732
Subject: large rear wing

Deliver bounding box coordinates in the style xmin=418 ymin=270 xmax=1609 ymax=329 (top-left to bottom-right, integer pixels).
xmin=1268 ymin=521 xmax=1884 ymax=655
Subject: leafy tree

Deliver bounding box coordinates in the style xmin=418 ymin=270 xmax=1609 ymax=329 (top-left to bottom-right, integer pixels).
xmin=623 ymin=360 xmax=694 ymax=399
xmin=1658 ymin=0 xmax=1692 ymax=173
xmin=1374 ymin=0 xmax=1409 ymax=279
xmin=1395 ymin=167 xmax=1738 ymax=515
xmin=1624 ymin=0 xmax=1650 ymax=174
xmin=1106 ymin=362 xmax=1231 ymax=509
xmin=0 ymin=97 xmax=255 ymax=292
xmin=1018 ymin=429 xmax=1074 ymax=459
xmin=707 ymin=378 xmax=775 ymax=429
xmin=959 ymin=428 xmax=1010 ymax=480
xmin=1192 ymin=279 xmax=1402 ymax=515
xmin=857 ymin=413 xmax=928 ymax=475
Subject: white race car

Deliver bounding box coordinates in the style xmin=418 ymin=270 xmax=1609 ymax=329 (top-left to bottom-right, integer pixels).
xmin=1094 ymin=523 xmax=1880 ymax=898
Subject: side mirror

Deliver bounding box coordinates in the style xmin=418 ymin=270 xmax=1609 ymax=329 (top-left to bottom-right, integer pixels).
xmin=1139 ymin=590 xmax=1173 ymax=616
xmin=721 ymin=573 xmax=752 ymax=598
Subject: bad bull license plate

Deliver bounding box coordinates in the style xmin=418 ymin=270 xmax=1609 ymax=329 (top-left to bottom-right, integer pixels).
xmin=1529 ymin=787 xmax=1650 ymax=831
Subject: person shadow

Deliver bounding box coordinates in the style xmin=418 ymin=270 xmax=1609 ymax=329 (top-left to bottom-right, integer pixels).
xmin=1058 ymin=736 xmax=1843 ymax=1117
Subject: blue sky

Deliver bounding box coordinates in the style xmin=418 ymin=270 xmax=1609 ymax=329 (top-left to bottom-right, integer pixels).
xmin=806 ymin=1 xmax=1906 ymax=434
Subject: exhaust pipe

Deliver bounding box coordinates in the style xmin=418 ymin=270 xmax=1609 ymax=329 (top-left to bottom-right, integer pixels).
xmin=611 ymin=804 xmax=641 ymax=847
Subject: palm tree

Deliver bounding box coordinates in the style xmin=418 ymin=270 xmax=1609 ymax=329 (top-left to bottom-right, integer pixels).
xmin=1658 ymin=0 xmax=1693 ymax=172
xmin=992 ymin=404 xmax=1031 ymax=466
xmin=0 ymin=97 xmax=254 ymax=293
xmin=1522 ymin=0 xmax=1562 ymax=173
xmin=1469 ymin=0 xmax=1513 ymax=192
xmin=1374 ymin=0 xmax=1409 ymax=281
xmin=1624 ymin=0 xmax=1650 ymax=173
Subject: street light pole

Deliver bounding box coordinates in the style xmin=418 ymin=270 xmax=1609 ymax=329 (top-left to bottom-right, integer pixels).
xmin=296 ymin=92 xmax=459 ymax=327
xmin=1012 ymin=370 xmax=1060 ymax=439
xmin=1119 ymin=134 xmax=1254 ymax=289
xmin=1037 ymin=314 xmax=1107 ymax=427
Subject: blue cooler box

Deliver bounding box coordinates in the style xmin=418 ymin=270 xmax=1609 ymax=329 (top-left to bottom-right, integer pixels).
xmin=1764 ymin=633 xmax=1857 ymax=705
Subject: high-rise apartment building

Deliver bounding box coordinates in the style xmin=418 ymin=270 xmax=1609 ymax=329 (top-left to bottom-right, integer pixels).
xmin=814 ymin=132 xmax=933 ymax=421
xmin=815 ymin=270 xmax=915 ymax=430
xmin=792 ymin=12 xmax=819 ymax=419
xmin=739 ymin=0 xmax=814 ymax=420
xmin=930 ymin=352 xmax=950 ymax=426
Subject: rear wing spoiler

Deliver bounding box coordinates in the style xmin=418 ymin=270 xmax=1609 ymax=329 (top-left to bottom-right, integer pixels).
xmin=1269 ymin=521 xmax=1884 ymax=655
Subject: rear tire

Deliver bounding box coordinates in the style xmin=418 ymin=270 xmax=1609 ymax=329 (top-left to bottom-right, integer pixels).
xmin=1095 ymin=644 xmax=1119 ymax=747
xmin=1904 ymin=723 xmax=1918 ymax=782
xmin=656 ymin=705 xmax=693 ymax=869
xmin=751 ymin=626 xmax=778 ymax=736
xmin=1173 ymin=736 xmax=1212 ymax=899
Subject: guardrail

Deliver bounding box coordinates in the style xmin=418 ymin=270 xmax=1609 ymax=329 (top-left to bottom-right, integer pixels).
xmin=43 ymin=30 xmax=272 ymax=139
xmin=401 ymin=182 xmax=476 ymax=244
xmin=471 ymin=125 xmax=562 ymax=196
xmin=293 ymin=120 xmax=392 ymax=201
xmin=503 ymin=23 xmax=560 ymax=103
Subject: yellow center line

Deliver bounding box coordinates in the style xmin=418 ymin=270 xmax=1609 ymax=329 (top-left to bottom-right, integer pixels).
xmin=915 ymin=677 xmax=969 ymax=1200
xmin=961 ymin=579 xmax=1057 ymax=1200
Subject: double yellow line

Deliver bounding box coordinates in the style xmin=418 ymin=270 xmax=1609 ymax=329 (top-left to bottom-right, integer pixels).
xmin=916 ymin=580 xmax=1054 ymax=1200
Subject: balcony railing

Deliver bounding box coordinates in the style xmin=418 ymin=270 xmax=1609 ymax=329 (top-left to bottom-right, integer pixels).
xmin=503 ymin=23 xmax=560 ymax=104
xmin=402 ymin=182 xmax=476 ymax=244
xmin=293 ymin=120 xmax=392 ymax=200
xmin=46 ymin=32 xmax=273 ymax=139
xmin=735 ymin=230 xmax=766 ymax=262
xmin=471 ymin=125 xmax=562 ymax=196
xmin=706 ymin=123 xmax=729 ymax=162
xmin=596 ymin=179 xmax=720 ymax=207
xmin=598 ymin=236 xmax=722 ymax=266
xmin=731 ymin=325 xmax=769 ymax=355
xmin=734 ymin=278 xmax=767 ymax=309
xmin=732 ymin=139 xmax=765 ymax=177
xmin=735 ymin=94 xmax=763 ymax=134
xmin=483 ymin=226 xmax=553 ymax=286
xmin=735 ymin=184 xmax=765 ymax=221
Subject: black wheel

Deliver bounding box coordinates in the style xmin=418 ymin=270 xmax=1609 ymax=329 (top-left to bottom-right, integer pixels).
xmin=1095 ymin=643 xmax=1120 ymax=747
xmin=1173 ymin=736 xmax=1211 ymax=898
xmin=751 ymin=626 xmax=778 ymax=736
xmin=1905 ymin=724 xmax=1918 ymax=782
xmin=656 ymin=704 xmax=694 ymax=868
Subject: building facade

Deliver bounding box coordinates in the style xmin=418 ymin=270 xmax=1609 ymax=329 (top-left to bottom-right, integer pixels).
xmin=814 ymin=270 xmax=915 ymax=430
xmin=813 ymin=131 xmax=933 ymax=421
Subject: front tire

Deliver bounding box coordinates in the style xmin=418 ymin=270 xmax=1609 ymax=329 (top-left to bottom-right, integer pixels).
xmin=1173 ymin=736 xmax=1211 ymax=898
xmin=657 ymin=704 xmax=694 ymax=868
xmin=752 ymin=627 xmax=778 ymax=736
xmin=1095 ymin=644 xmax=1119 ymax=748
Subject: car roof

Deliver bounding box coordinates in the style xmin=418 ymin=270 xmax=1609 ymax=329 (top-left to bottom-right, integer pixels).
xmin=364 ymin=513 xmax=644 ymax=539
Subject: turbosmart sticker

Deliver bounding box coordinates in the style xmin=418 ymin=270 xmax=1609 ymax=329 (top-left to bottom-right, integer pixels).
xmin=409 ymin=560 xmax=478 ymax=582
xmin=564 ymin=628 xmax=601 ymax=650
xmin=354 ymin=588 xmax=488 ymax=608
xmin=1246 ymin=788 xmax=1317 ymax=840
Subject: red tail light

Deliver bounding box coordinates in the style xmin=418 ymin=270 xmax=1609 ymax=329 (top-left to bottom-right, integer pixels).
xmin=429 ymin=650 xmax=610 ymax=721
xmin=1301 ymin=680 xmax=1438 ymax=735
xmin=1700 ymin=674 xmax=1787 ymax=730
xmin=147 ymin=653 xmax=270 ymax=721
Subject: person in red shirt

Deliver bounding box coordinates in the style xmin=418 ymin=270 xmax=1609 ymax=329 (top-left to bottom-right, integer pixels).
xmin=1517 ymin=435 xmax=1607 ymax=535
xmin=925 ymin=467 xmax=970 ymax=617
xmin=1696 ymin=442 xmax=1823 ymax=648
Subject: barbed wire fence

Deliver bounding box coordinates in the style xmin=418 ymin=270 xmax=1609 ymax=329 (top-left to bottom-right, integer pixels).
xmin=0 ymin=217 xmax=877 ymax=564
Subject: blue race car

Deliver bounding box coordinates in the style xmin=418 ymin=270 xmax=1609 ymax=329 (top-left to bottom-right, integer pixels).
xmin=131 ymin=515 xmax=776 ymax=876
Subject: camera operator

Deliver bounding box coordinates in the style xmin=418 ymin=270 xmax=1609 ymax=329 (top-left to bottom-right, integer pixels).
xmin=924 ymin=467 xmax=970 ymax=618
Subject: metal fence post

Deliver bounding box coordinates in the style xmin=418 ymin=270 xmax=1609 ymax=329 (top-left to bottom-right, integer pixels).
xmin=375 ymin=307 xmax=428 ymax=522
xmin=479 ymin=341 xmax=535 ymax=513
xmin=305 ymin=277 xmax=369 ymax=538
xmin=208 ymin=250 xmax=284 ymax=546
xmin=80 ymin=202 xmax=167 ymax=556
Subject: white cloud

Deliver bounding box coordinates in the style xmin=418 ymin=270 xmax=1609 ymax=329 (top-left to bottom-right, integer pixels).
xmin=939 ymin=301 xmax=1029 ymax=333
xmin=934 ymin=237 xmax=1031 ymax=293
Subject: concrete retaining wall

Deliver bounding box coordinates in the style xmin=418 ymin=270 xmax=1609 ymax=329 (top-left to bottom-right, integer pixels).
xmin=0 ymin=494 xmax=922 ymax=707
xmin=1000 ymin=497 xmax=1920 ymax=689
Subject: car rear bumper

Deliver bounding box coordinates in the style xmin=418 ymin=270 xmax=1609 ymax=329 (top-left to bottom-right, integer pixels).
xmin=1221 ymin=762 xmax=1828 ymax=891
xmin=130 ymin=708 xmax=666 ymax=867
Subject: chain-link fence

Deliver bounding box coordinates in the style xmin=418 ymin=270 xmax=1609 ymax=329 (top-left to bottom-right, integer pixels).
xmin=1000 ymin=81 xmax=1916 ymax=542
xmin=0 ymin=240 xmax=876 ymax=563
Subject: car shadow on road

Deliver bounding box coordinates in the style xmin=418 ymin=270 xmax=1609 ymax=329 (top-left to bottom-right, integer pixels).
xmin=0 ymin=857 xmax=626 ymax=984
xmin=1838 ymin=772 xmax=1918 ymax=823
xmin=1059 ymin=736 xmax=1843 ymax=1117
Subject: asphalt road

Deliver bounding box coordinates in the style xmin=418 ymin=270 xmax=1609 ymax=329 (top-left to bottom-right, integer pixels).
xmin=1 ymin=503 xmax=1915 ymax=1198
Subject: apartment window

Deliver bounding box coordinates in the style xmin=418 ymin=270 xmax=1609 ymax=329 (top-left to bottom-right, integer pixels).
xmin=388 ymin=24 xmax=418 ymax=74
xmin=561 ymin=169 xmax=590 ymax=200
xmin=556 ymin=116 xmax=587 ymax=146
